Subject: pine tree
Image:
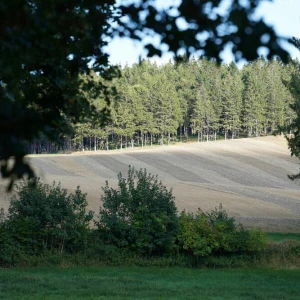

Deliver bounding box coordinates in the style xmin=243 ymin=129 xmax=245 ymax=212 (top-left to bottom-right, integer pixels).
xmin=176 ymin=58 xmax=199 ymax=141
xmin=221 ymin=63 xmax=243 ymax=139
xmin=242 ymin=59 xmax=268 ymax=137
xmin=151 ymin=69 xmax=182 ymax=145
xmin=200 ymin=59 xmax=222 ymax=141
xmin=190 ymin=83 xmax=208 ymax=142
xmin=264 ymin=59 xmax=288 ymax=134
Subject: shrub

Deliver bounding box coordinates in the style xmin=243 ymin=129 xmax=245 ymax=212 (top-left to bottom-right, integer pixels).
xmin=177 ymin=209 xmax=217 ymax=257
xmin=178 ymin=205 xmax=267 ymax=257
xmin=5 ymin=178 xmax=93 ymax=254
xmin=96 ymin=166 xmax=179 ymax=255
xmin=245 ymin=228 xmax=268 ymax=252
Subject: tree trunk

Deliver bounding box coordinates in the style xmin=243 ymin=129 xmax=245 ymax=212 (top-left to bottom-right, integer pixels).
xmin=180 ymin=125 xmax=183 ymax=142
xmin=184 ymin=124 xmax=188 ymax=140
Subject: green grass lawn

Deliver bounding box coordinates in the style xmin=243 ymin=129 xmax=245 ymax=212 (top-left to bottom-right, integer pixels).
xmin=1 ymin=266 xmax=300 ymax=299
xmin=267 ymin=232 xmax=300 ymax=242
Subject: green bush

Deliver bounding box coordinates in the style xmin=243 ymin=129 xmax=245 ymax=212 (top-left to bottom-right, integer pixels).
xmin=96 ymin=166 xmax=179 ymax=255
xmin=3 ymin=179 xmax=93 ymax=254
xmin=0 ymin=175 xmax=270 ymax=267
xmin=246 ymin=228 xmax=268 ymax=252
xmin=177 ymin=209 xmax=217 ymax=256
xmin=178 ymin=205 xmax=267 ymax=257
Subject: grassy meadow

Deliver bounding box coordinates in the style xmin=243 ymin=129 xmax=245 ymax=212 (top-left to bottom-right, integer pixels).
xmin=267 ymin=232 xmax=300 ymax=242
xmin=1 ymin=266 xmax=300 ymax=300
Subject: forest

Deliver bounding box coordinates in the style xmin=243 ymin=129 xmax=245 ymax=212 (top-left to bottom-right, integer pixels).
xmin=27 ymin=57 xmax=297 ymax=153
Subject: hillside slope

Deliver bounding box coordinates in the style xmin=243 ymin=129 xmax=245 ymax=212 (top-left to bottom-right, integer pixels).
xmin=1 ymin=136 xmax=300 ymax=232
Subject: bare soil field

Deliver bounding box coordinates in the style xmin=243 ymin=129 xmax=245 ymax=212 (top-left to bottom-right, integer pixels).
xmin=1 ymin=136 xmax=300 ymax=232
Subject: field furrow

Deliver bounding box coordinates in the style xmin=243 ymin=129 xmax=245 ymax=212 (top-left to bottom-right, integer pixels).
xmin=1 ymin=136 xmax=300 ymax=232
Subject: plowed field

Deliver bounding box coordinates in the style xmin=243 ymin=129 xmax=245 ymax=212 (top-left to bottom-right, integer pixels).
xmin=1 ymin=136 xmax=300 ymax=232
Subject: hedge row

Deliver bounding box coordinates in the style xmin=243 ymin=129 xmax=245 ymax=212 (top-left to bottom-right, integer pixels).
xmin=0 ymin=167 xmax=267 ymax=266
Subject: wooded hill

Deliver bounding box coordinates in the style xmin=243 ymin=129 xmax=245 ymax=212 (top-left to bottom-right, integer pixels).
xmin=28 ymin=57 xmax=297 ymax=153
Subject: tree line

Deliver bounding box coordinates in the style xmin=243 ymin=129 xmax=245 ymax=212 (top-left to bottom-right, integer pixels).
xmin=27 ymin=57 xmax=297 ymax=153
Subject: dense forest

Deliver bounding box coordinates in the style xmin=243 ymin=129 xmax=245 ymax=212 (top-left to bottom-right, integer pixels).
xmin=28 ymin=57 xmax=297 ymax=153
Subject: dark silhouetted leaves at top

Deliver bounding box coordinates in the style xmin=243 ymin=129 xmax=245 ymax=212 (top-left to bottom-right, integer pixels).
xmin=0 ymin=1 xmax=119 ymax=188
xmin=117 ymin=0 xmax=290 ymax=62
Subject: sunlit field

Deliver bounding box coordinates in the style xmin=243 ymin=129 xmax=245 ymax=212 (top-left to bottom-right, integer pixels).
xmin=9 ymin=136 xmax=299 ymax=232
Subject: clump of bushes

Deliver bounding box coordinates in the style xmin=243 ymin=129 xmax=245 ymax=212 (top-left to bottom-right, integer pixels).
xmin=96 ymin=166 xmax=179 ymax=255
xmin=177 ymin=206 xmax=267 ymax=257
xmin=0 ymin=179 xmax=93 ymax=265
xmin=0 ymin=167 xmax=272 ymax=267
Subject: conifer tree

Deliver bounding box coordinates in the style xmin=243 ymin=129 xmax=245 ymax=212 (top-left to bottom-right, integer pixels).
xmin=264 ymin=59 xmax=288 ymax=134
xmin=221 ymin=63 xmax=243 ymax=139
xmin=242 ymin=59 xmax=268 ymax=137
xmin=176 ymin=58 xmax=199 ymax=141
xmin=152 ymin=70 xmax=182 ymax=145
xmin=190 ymin=83 xmax=208 ymax=142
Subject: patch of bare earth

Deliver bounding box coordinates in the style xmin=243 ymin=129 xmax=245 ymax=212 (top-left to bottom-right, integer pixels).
xmin=1 ymin=136 xmax=300 ymax=232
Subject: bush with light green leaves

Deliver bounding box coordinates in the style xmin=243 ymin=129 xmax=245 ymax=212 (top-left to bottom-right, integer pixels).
xmin=178 ymin=205 xmax=267 ymax=257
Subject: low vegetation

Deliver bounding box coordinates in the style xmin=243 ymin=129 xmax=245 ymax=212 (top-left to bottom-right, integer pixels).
xmin=267 ymin=232 xmax=300 ymax=242
xmin=1 ymin=267 xmax=300 ymax=300
xmin=0 ymin=167 xmax=299 ymax=268
xmin=178 ymin=207 xmax=267 ymax=257
xmin=96 ymin=166 xmax=179 ymax=255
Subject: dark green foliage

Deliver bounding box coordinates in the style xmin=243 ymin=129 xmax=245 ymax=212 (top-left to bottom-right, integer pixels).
xmin=118 ymin=1 xmax=289 ymax=63
xmin=8 ymin=57 xmax=296 ymax=154
xmin=286 ymin=97 xmax=300 ymax=180
xmin=0 ymin=179 xmax=93 ymax=261
xmin=284 ymin=41 xmax=300 ymax=179
xmin=0 ymin=1 xmax=120 ymax=188
xmin=178 ymin=205 xmax=267 ymax=257
xmin=0 ymin=175 xmax=292 ymax=268
xmin=43 ymin=58 xmax=296 ymax=151
xmin=96 ymin=166 xmax=179 ymax=255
